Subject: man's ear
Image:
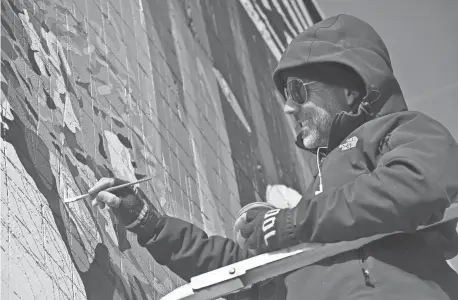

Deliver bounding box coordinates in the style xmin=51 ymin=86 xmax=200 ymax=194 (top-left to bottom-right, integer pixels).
xmin=344 ymin=88 xmax=362 ymax=112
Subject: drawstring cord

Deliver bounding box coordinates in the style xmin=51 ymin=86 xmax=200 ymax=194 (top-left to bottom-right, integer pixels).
xmin=315 ymin=147 xmax=325 ymax=195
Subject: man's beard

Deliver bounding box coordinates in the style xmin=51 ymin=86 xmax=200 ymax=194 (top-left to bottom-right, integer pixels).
xmin=301 ymin=128 xmax=323 ymax=149
xmin=301 ymin=110 xmax=331 ymax=149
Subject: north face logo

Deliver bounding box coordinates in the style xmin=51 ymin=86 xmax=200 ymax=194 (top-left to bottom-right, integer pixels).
xmin=339 ymin=136 xmax=358 ymax=151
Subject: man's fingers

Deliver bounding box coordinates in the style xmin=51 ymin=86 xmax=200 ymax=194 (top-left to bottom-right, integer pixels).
xmin=98 ymin=191 xmax=121 ymax=207
xmin=93 ymin=191 xmax=121 ymax=209
xmin=235 ymin=231 xmax=247 ymax=249
xmin=88 ymin=177 xmax=116 ymax=196
xmin=246 ymin=210 xmax=261 ymax=223
xmin=91 ymin=197 xmax=106 ymax=209
xmin=240 ymin=221 xmax=255 ymax=239
xmin=248 ymin=249 xmax=257 ymax=256
xmin=233 ymin=213 xmax=247 ymax=233
xmin=235 ymin=231 xmax=259 ymax=255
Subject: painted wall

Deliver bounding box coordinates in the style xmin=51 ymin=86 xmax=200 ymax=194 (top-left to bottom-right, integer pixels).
xmin=1 ymin=0 xmax=320 ymax=299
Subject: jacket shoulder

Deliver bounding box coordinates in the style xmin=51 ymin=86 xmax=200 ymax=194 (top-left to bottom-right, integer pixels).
xmin=360 ymin=110 xmax=456 ymax=144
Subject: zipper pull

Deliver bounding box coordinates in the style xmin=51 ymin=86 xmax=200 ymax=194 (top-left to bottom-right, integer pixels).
xmin=361 ymin=267 xmax=375 ymax=288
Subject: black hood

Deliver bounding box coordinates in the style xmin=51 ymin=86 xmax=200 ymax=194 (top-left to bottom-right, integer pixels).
xmin=272 ymin=14 xmax=408 ymax=152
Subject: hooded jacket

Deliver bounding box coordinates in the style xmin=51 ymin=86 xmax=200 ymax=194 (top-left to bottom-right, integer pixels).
xmin=270 ymin=14 xmax=458 ymax=246
xmin=137 ymin=15 xmax=458 ymax=300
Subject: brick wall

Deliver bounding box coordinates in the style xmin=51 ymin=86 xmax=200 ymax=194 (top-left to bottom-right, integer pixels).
xmin=1 ymin=0 xmax=321 ymax=298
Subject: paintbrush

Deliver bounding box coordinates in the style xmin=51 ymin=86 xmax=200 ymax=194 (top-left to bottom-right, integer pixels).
xmin=63 ymin=177 xmax=152 ymax=203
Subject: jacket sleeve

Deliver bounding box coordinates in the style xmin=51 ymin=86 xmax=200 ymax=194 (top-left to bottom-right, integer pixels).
xmin=286 ymin=114 xmax=458 ymax=243
xmin=136 ymin=215 xmax=253 ymax=282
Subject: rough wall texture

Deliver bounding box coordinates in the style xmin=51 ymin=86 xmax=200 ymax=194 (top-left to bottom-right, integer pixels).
xmin=1 ymin=0 xmax=321 ymax=299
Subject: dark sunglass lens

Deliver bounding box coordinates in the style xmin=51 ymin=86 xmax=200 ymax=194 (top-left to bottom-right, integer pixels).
xmin=286 ymin=80 xmax=306 ymax=104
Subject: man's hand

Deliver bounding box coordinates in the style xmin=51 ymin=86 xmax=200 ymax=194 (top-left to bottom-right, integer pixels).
xmin=234 ymin=205 xmax=272 ymax=255
xmin=89 ymin=177 xmax=132 ymax=209
xmin=88 ymin=177 xmax=160 ymax=233
xmin=239 ymin=208 xmax=289 ymax=254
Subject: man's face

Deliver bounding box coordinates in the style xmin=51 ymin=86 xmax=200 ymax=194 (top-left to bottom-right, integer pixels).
xmin=283 ymin=76 xmax=350 ymax=149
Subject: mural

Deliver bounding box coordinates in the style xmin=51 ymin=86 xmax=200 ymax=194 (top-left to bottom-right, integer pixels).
xmin=1 ymin=0 xmax=321 ymax=299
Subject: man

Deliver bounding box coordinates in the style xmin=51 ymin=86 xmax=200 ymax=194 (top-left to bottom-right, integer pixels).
xmin=89 ymin=15 xmax=458 ymax=299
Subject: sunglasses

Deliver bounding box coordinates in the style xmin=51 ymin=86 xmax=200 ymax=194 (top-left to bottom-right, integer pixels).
xmin=284 ymin=79 xmax=317 ymax=105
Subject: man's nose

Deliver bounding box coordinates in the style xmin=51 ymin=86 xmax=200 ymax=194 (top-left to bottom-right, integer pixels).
xmin=283 ymin=98 xmax=297 ymax=114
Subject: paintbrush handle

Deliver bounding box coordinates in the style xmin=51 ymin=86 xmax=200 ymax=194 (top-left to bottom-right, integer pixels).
xmin=64 ymin=177 xmax=152 ymax=203
xmin=104 ymin=177 xmax=152 ymax=193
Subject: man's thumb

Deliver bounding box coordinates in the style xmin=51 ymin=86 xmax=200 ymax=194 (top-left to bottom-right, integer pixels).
xmin=98 ymin=191 xmax=122 ymax=208
xmin=240 ymin=220 xmax=256 ymax=239
xmin=245 ymin=208 xmax=268 ymax=223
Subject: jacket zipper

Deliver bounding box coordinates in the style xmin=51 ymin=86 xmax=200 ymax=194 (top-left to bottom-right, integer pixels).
xmin=358 ymin=248 xmax=375 ymax=288
xmin=314 ymin=147 xmax=326 ymax=195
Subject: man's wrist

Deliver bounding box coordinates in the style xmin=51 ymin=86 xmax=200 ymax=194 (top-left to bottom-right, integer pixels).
xmin=128 ymin=203 xmax=160 ymax=237
xmin=118 ymin=193 xmax=145 ymax=226
xmin=123 ymin=200 xmax=149 ymax=229
xmin=281 ymin=208 xmax=298 ymax=245
xmin=264 ymin=208 xmax=298 ymax=251
xmin=117 ymin=187 xmax=161 ymax=236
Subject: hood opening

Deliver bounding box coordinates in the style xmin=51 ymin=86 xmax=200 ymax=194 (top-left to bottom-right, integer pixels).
xmin=280 ymin=62 xmax=367 ymax=113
